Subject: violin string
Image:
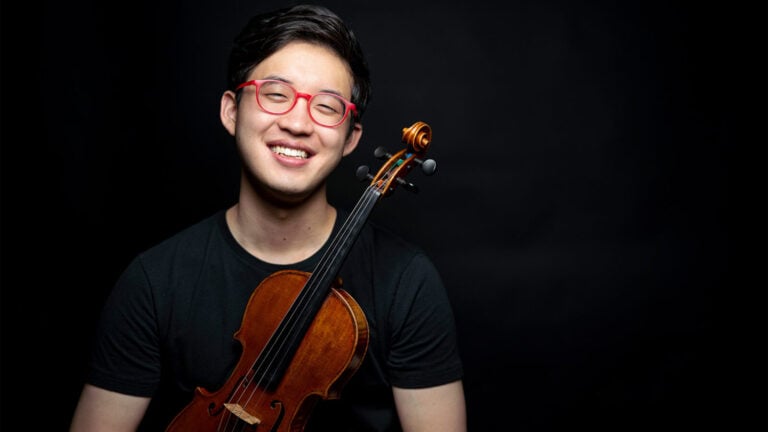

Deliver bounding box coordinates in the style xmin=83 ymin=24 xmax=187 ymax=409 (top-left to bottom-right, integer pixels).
xmin=225 ymin=179 xmax=384 ymax=427
xmin=238 ymin=183 xmax=379 ymax=411
xmin=253 ymin=182 xmax=379 ymax=377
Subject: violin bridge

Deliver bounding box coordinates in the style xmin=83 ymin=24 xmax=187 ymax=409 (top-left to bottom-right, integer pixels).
xmin=223 ymin=403 xmax=261 ymax=425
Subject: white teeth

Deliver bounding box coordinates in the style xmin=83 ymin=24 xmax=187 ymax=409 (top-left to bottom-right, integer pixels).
xmin=270 ymin=145 xmax=308 ymax=159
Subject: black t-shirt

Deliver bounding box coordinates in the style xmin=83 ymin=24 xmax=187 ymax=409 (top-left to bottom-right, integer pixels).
xmin=86 ymin=209 xmax=463 ymax=431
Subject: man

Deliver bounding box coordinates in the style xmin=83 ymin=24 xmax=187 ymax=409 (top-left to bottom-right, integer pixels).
xmin=69 ymin=4 xmax=465 ymax=431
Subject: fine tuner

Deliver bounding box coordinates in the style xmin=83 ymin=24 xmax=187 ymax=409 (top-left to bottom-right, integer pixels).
xmin=356 ymin=121 xmax=437 ymax=195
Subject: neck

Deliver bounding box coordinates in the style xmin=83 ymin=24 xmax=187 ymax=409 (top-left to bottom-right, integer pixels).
xmin=226 ymin=183 xmax=337 ymax=265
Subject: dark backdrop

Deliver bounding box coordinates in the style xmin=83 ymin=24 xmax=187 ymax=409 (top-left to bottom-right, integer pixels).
xmin=1 ymin=1 xmax=765 ymax=430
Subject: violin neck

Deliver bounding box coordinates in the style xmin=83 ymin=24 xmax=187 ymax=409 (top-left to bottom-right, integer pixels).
xmin=259 ymin=185 xmax=380 ymax=388
xmin=312 ymin=185 xmax=381 ymax=288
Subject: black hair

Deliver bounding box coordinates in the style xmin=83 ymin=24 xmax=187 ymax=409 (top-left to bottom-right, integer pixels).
xmin=227 ymin=4 xmax=371 ymax=120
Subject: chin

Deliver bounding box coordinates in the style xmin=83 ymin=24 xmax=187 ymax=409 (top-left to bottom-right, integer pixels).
xmin=264 ymin=185 xmax=319 ymax=208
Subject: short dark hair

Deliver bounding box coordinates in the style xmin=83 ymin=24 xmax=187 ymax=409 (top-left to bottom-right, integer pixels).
xmin=227 ymin=4 xmax=371 ymax=120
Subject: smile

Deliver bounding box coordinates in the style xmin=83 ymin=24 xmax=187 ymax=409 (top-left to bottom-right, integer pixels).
xmin=270 ymin=145 xmax=309 ymax=159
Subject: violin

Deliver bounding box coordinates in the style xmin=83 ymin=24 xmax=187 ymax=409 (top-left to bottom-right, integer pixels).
xmin=165 ymin=121 xmax=436 ymax=431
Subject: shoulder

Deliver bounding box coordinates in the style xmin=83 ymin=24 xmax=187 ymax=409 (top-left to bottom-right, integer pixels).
xmin=341 ymin=213 xmax=443 ymax=295
xmin=357 ymin=217 xmax=426 ymax=260
xmin=331 ymin=204 xmax=438 ymax=274
xmin=365 ymin=218 xmax=440 ymax=278
xmin=126 ymin=210 xmax=228 ymax=282
xmin=139 ymin=210 xmax=226 ymax=260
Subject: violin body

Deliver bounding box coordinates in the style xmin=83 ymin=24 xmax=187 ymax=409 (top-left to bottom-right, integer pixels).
xmin=166 ymin=269 xmax=369 ymax=432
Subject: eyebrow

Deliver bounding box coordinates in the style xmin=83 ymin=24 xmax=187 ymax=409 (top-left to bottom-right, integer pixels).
xmin=261 ymin=74 xmax=346 ymax=97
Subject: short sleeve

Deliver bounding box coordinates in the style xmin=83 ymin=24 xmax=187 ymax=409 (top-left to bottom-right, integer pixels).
xmin=86 ymin=255 xmax=162 ymax=397
xmin=386 ymin=253 xmax=463 ymax=388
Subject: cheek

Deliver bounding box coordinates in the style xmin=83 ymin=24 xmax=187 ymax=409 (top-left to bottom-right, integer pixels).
xmin=236 ymin=110 xmax=271 ymax=138
xmin=234 ymin=121 xmax=268 ymax=159
xmin=318 ymin=129 xmax=351 ymax=151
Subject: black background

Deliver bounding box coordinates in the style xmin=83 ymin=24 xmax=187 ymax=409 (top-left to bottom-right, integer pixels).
xmin=1 ymin=1 xmax=765 ymax=430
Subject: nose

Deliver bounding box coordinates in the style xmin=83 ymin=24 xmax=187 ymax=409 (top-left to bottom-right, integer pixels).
xmin=279 ymin=92 xmax=314 ymax=132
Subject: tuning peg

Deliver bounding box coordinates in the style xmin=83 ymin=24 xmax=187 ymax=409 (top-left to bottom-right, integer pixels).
xmin=396 ymin=178 xmax=419 ymax=194
xmin=416 ymin=158 xmax=437 ymax=175
xmin=374 ymin=146 xmax=390 ymax=160
xmin=376 ymin=146 xmax=436 ymax=176
xmin=356 ymin=165 xmax=373 ymax=182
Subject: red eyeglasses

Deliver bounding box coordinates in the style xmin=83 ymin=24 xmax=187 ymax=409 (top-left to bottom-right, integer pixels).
xmin=236 ymin=79 xmax=357 ymax=128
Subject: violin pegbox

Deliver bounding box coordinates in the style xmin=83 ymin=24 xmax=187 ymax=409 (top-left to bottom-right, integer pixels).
xmin=356 ymin=121 xmax=437 ymax=197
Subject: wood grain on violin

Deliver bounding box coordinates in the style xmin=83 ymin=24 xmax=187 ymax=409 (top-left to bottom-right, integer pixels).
xmin=165 ymin=122 xmax=435 ymax=431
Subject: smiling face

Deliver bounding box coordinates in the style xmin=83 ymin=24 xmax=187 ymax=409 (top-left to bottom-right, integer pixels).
xmin=220 ymin=41 xmax=362 ymax=205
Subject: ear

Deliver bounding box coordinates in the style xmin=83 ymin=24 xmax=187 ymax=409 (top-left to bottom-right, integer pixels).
xmin=220 ymin=90 xmax=238 ymax=136
xmin=342 ymin=122 xmax=363 ymax=157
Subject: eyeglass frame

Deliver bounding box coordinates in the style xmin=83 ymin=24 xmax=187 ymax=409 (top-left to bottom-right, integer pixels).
xmin=235 ymin=79 xmax=358 ymax=128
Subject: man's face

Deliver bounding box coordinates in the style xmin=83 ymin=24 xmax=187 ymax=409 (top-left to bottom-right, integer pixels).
xmin=222 ymin=41 xmax=362 ymax=204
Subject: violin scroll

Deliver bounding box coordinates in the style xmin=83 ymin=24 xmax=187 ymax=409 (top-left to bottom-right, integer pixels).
xmin=357 ymin=121 xmax=437 ymax=197
xmin=401 ymin=121 xmax=432 ymax=152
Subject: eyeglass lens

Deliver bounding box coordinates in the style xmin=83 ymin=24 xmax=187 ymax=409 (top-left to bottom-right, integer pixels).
xmin=257 ymin=81 xmax=348 ymax=127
